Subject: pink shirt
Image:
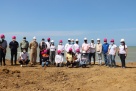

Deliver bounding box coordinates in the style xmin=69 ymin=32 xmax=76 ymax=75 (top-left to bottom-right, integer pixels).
xmin=82 ymin=43 xmax=90 ymax=53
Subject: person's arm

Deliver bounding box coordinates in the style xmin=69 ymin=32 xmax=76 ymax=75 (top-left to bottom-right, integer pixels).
xmin=125 ymin=46 xmax=128 ymax=57
xmin=108 ymin=47 xmax=110 ymax=55
xmin=17 ymin=42 xmax=19 ymax=48
xmin=100 ymin=44 xmax=102 ymax=53
xmin=82 ymin=44 xmax=84 ymax=51
xmin=9 ymin=42 xmax=11 ymax=48
xmin=5 ymin=40 xmax=7 ymax=49
xmin=86 ymin=44 xmax=91 ymax=52
xmin=27 ymin=41 xmax=29 ymax=48
xmin=29 ymin=42 xmax=31 ymax=49
xmin=118 ymin=46 xmax=120 ymax=56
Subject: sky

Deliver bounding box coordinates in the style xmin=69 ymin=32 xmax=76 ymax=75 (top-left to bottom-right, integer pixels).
xmin=0 ymin=0 xmax=136 ymax=46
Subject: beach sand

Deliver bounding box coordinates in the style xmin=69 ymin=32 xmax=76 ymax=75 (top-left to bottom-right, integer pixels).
xmin=0 ymin=60 xmax=136 ymax=91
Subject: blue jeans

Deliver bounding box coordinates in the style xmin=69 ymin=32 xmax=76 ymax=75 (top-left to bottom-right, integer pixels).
xmin=109 ymin=55 xmax=116 ymax=67
xmin=103 ymin=53 xmax=109 ymax=66
xmin=42 ymin=61 xmax=49 ymax=67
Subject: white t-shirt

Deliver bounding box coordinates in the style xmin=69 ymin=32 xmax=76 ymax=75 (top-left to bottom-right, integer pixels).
xmin=90 ymin=43 xmax=96 ymax=53
xmin=73 ymin=44 xmax=80 ymax=53
xmin=20 ymin=52 xmax=29 ymax=60
xmin=109 ymin=44 xmax=117 ymax=55
xmin=119 ymin=45 xmax=127 ymax=54
xmin=58 ymin=45 xmax=65 ymax=53
xmin=82 ymin=43 xmax=90 ymax=53
xmin=55 ymin=55 xmax=63 ymax=63
xmin=75 ymin=53 xmax=81 ymax=62
xmin=65 ymin=43 xmax=72 ymax=52
xmin=50 ymin=45 xmax=56 ymax=51
xmin=46 ymin=42 xmax=50 ymax=49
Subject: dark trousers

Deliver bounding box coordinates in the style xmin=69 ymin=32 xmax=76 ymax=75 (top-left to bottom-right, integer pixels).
xmin=89 ymin=53 xmax=96 ymax=64
xmin=19 ymin=59 xmax=30 ymax=65
xmin=120 ymin=54 xmax=126 ymax=67
xmin=11 ymin=51 xmax=17 ymax=65
xmin=0 ymin=50 xmax=6 ymax=66
xmin=39 ymin=51 xmax=42 ymax=65
xmin=50 ymin=51 xmax=55 ymax=64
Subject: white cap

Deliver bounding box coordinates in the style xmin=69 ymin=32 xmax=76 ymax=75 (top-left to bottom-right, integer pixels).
xmin=33 ymin=36 xmax=36 ymax=39
xmin=120 ymin=39 xmax=125 ymax=42
xmin=97 ymin=38 xmax=100 ymax=40
xmin=75 ymin=39 xmax=79 ymax=41
xmin=68 ymin=38 xmax=71 ymax=40
xmin=84 ymin=37 xmax=87 ymax=40
xmin=91 ymin=39 xmax=94 ymax=40
xmin=51 ymin=40 xmax=54 ymax=43
xmin=71 ymin=39 xmax=74 ymax=42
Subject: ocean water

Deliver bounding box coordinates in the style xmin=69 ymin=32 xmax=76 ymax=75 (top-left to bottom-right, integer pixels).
xmin=5 ymin=46 xmax=136 ymax=63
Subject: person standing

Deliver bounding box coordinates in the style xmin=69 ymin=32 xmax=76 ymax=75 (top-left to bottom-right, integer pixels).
xmin=46 ymin=38 xmax=51 ymax=55
xmin=96 ymin=39 xmax=102 ymax=65
xmin=65 ymin=38 xmax=72 ymax=53
xmin=102 ymin=38 xmax=109 ymax=66
xmin=108 ymin=39 xmax=117 ymax=67
xmin=73 ymin=39 xmax=80 ymax=54
xmin=90 ymin=39 xmax=96 ymax=65
xmin=57 ymin=40 xmax=65 ymax=56
xmin=20 ymin=37 xmax=29 ymax=52
xmin=118 ymin=39 xmax=128 ymax=68
xmin=0 ymin=34 xmax=7 ymax=66
xmin=71 ymin=39 xmax=75 ymax=54
xmin=9 ymin=36 xmax=19 ymax=65
xmin=82 ymin=38 xmax=91 ymax=64
xmin=50 ymin=40 xmax=56 ymax=65
xmin=29 ymin=36 xmax=38 ymax=65
xmin=39 ymin=38 xmax=47 ymax=65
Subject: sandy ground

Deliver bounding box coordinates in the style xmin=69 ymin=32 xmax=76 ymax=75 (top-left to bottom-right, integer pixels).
xmin=0 ymin=60 xmax=136 ymax=91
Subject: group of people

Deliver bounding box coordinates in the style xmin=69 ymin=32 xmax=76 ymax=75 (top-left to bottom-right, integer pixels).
xmin=0 ymin=34 xmax=128 ymax=68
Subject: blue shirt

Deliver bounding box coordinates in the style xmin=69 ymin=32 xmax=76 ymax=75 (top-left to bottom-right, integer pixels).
xmin=102 ymin=43 xmax=109 ymax=53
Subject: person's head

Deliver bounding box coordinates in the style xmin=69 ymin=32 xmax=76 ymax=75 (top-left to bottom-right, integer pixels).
xmin=110 ymin=39 xmax=114 ymax=45
xmin=51 ymin=40 xmax=54 ymax=45
xmin=120 ymin=39 xmax=126 ymax=50
xmin=47 ymin=38 xmax=50 ymax=42
xmin=12 ymin=36 xmax=16 ymax=41
xmin=71 ymin=39 xmax=74 ymax=44
xmin=75 ymin=39 xmax=79 ymax=44
xmin=120 ymin=39 xmax=125 ymax=45
xmin=33 ymin=36 xmax=36 ymax=42
xmin=91 ymin=39 xmax=94 ymax=43
xmin=68 ymin=38 xmax=71 ymax=44
xmin=42 ymin=38 xmax=45 ymax=42
xmin=69 ymin=48 xmax=72 ymax=54
xmin=97 ymin=38 xmax=100 ymax=44
xmin=23 ymin=49 xmax=26 ymax=53
xmin=76 ymin=49 xmax=80 ymax=53
xmin=57 ymin=50 xmax=61 ymax=55
xmin=23 ymin=37 xmax=26 ymax=41
xmin=1 ymin=34 xmax=5 ymax=40
xmin=104 ymin=38 xmax=107 ymax=43
xmin=59 ymin=40 xmax=63 ymax=45
xmin=84 ymin=38 xmax=87 ymax=43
